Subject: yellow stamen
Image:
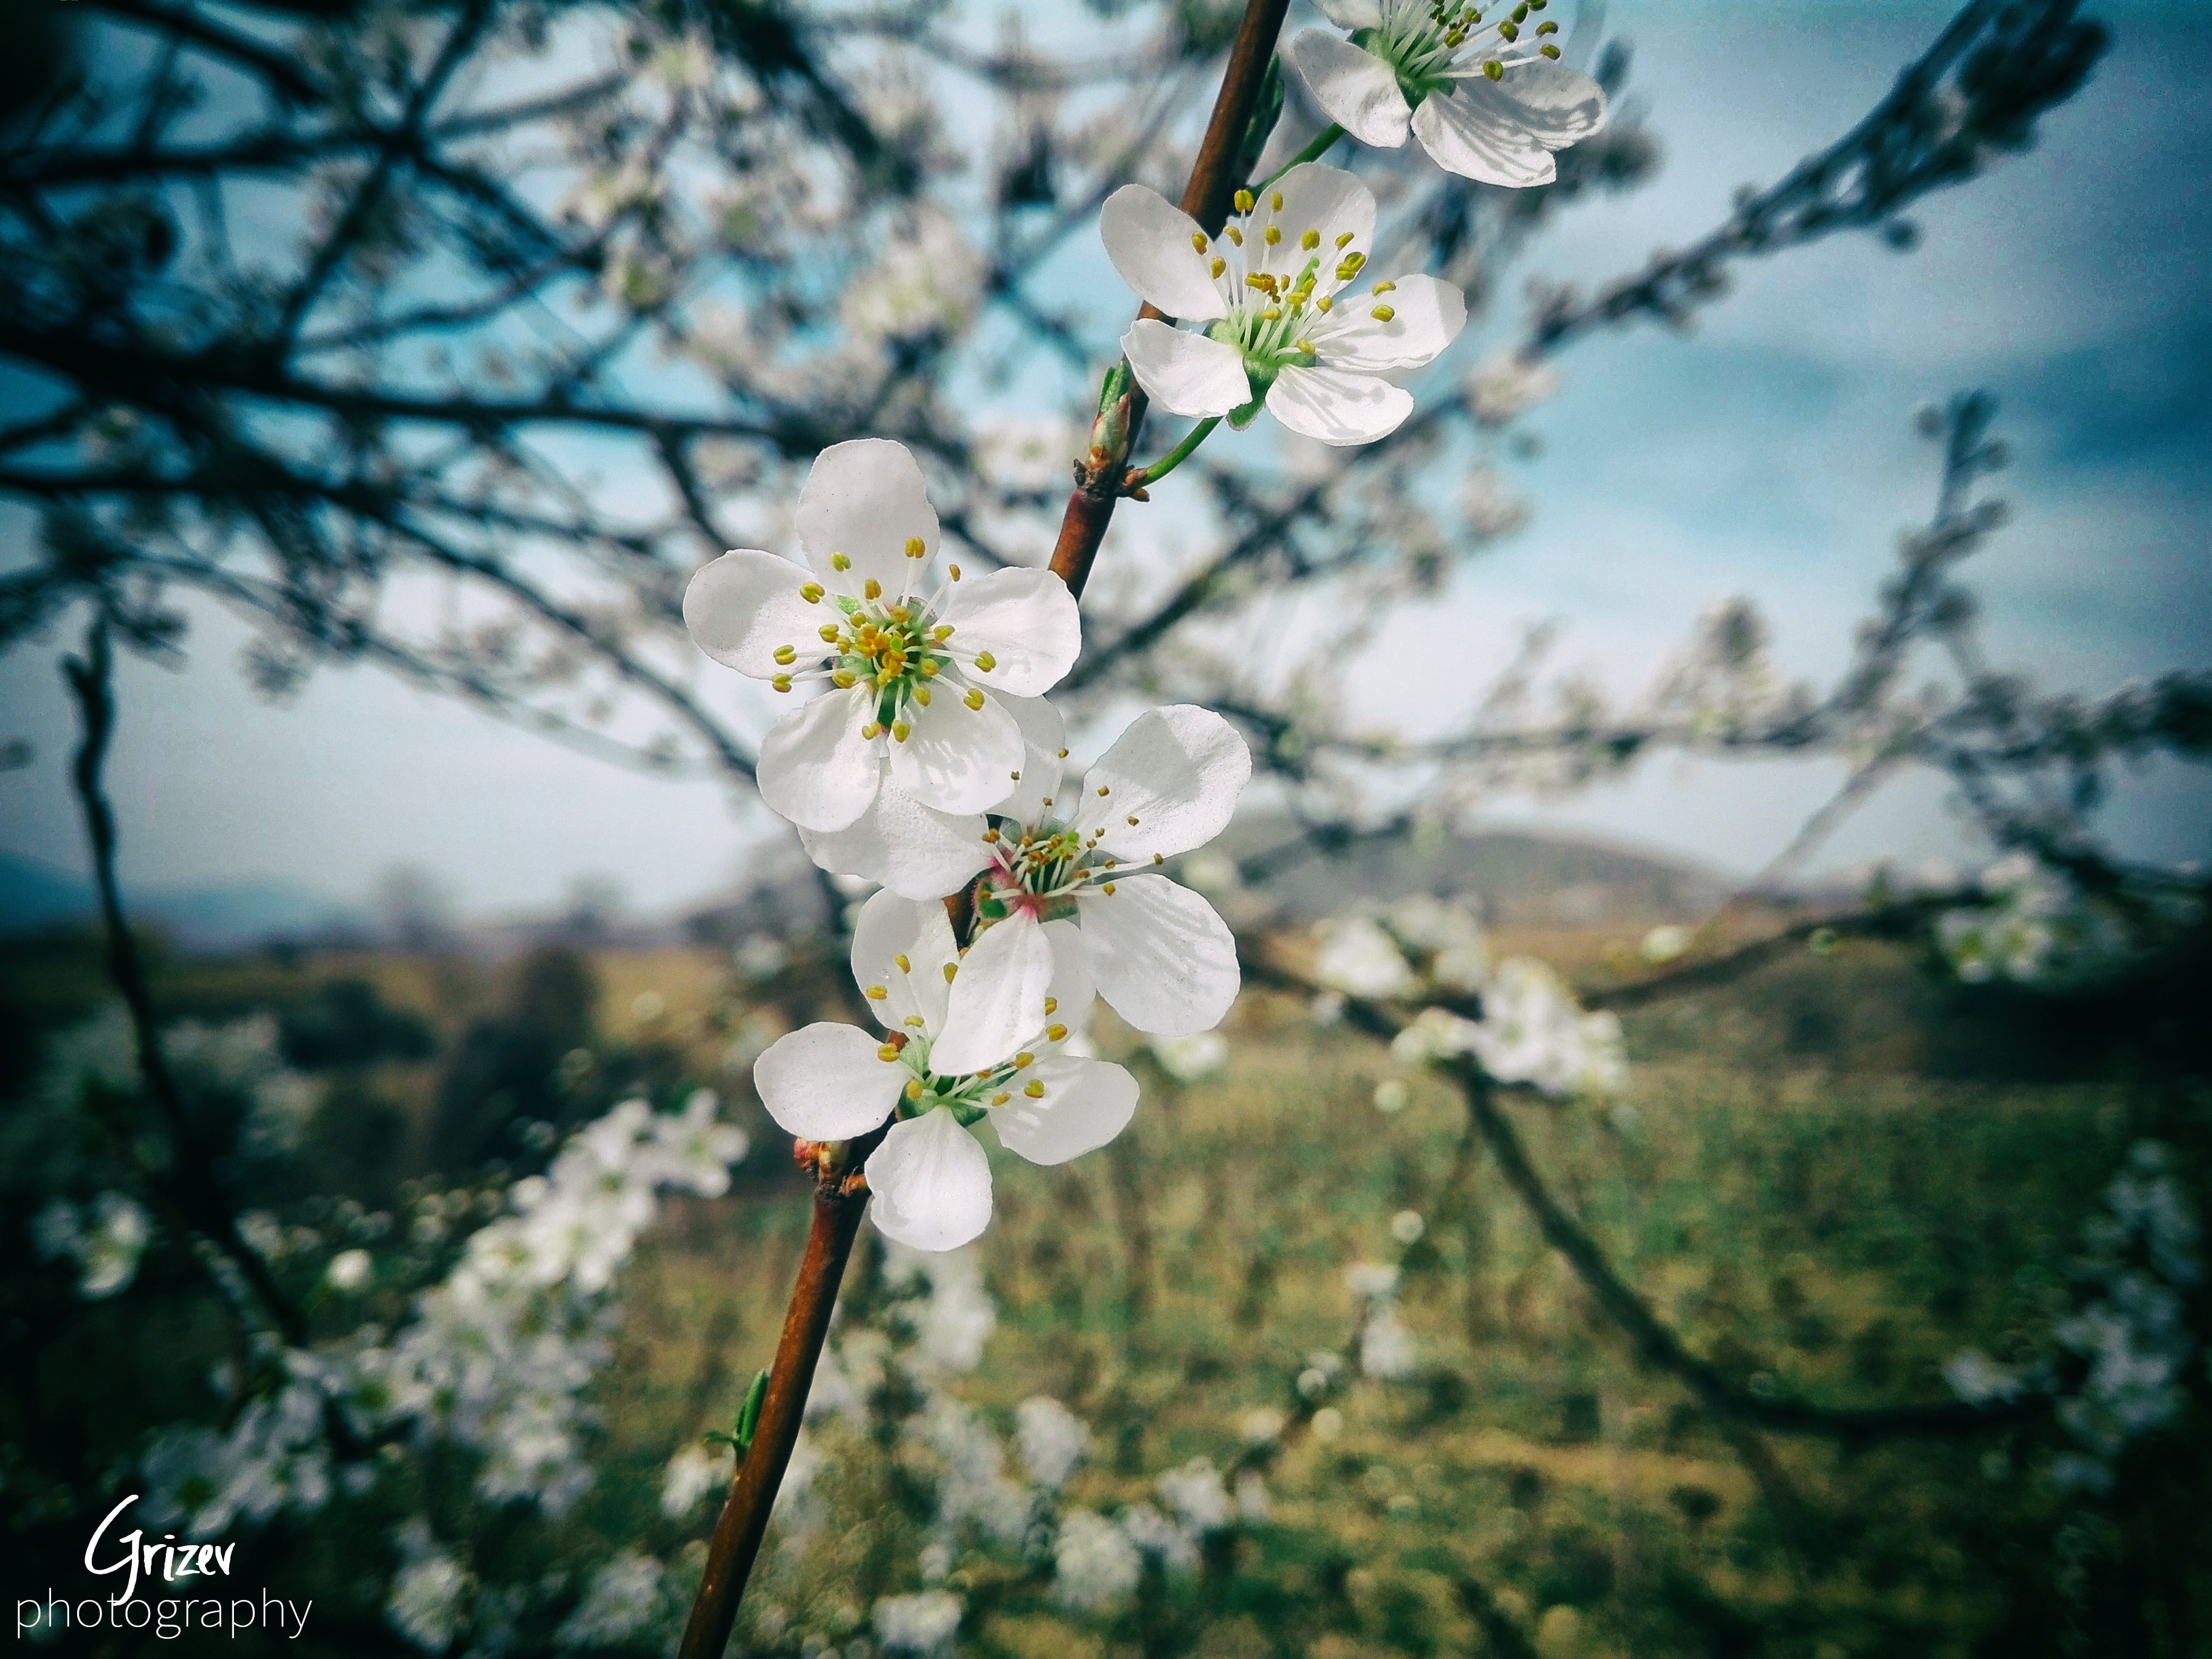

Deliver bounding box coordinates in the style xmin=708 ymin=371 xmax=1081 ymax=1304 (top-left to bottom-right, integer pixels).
xmin=974 ymin=652 xmax=996 ymax=672
xmin=1043 ymin=997 xmax=1058 ymax=1015
xmin=949 ymin=564 xmax=961 ymax=580
xmin=773 ymin=644 xmax=796 ymax=665
xmin=904 ymin=1079 xmax=924 ymax=1101
xmin=1233 ymin=188 xmax=1254 ymax=213
xmin=992 ymin=1092 xmax=1010 ymax=1106
xmin=1096 ymin=785 xmax=1110 ymax=796
xmin=1336 ymin=231 xmax=1354 ymax=249
xmin=819 ymin=623 xmax=841 ymax=642
xmin=892 ymin=720 xmax=911 ymax=743
xmin=1371 ymin=304 xmax=1395 ymax=322
xmin=1269 ymin=191 xmax=1283 ymax=211
xmin=1023 ymin=1079 xmax=1045 ymax=1098
xmin=965 ymin=689 xmax=985 ymax=710
xmin=1263 ymin=225 xmax=1281 ymax=245
xmin=914 ymin=686 xmax=932 ymax=706
xmin=831 ymin=551 xmax=850 ymax=571
xmin=878 ymin=1043 xmax=901 ymax=1061
xmin=863 ymin=578 xmax=882 ymax=600
xmin=943 ymin=963 xmax=958 ymax=983
xmin=1013 ymin=1052 xmax=1034 ymax=1068
xmin=1226 ymin=226 xmax=1243 ymax=247
xmin=1102 ymin=883 xmax=1116 ymax=895
xmin=1302 ymin=229 xmax=1320 ymax=249
xmin=800 ymin=582 xmax=824 ymax=603
xmin=1046 ymin=1024 xmax=1067 ymax=1043
xmin=1371 ymin=280 xmax=1396 ymax=294
xmin=1190 ymin=230 xmax=1208 ymax=252
xmin=771 ymin=674 xmax=792 ymax=692
xmin=894 ymin=954 xmax=911 ymax=971
xmin=904 ymin=536 xmax=926 ymax=558
xmin=861 ymin=722 xmax=881 ymax=740
xmin=832 ymin=670 xmax=857 ymax=689
xmin=866 ymin=985 xmax=889 ymax=1000
xmin=1210 ymin=257 xmax=1226 ymax=278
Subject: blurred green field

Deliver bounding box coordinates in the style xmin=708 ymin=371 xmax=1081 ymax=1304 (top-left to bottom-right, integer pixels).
xmin=3 ymin=912 xmax=2202 ymax=1657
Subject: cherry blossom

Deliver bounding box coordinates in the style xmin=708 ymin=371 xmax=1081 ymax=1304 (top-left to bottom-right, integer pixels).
xmin=683 ymin=439 xmax=1080 ymax=832
xmin=750 ymin=891 xmax=1139 ymax=1252
xmin=1101 ymin=165 xmax=1465 ymax=445
xmin=1287 ymin=0 xmax=1608 ymax=187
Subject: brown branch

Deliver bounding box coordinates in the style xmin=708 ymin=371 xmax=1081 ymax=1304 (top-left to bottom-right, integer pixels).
xmin=676 ymin=1139 xmax=881 ymax=1659
xmin=1044 ymin=0 xmax=1292 ymax=600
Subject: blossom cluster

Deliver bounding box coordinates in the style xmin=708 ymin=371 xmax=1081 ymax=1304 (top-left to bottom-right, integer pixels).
xmin=686 ymin=441 xmax=1255 ymax=1251
xmin=1945 ymin=1139 xmax=2203 ymax=1493
xmin=1935 ymin=852 xmax=2129 ymax=987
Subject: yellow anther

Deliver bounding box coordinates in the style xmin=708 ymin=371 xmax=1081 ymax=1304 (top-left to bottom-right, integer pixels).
xmin=1336 ymin=231 xmax=1354 ymax=248
xmin=1540 ymin=42 xmax=1560 ymax=56
xmin=1010 ymin=769 xmax=1022 ymax=781
xmin=1234 ymin=188 xmax=1254 ymax=213
xmin=943 ymin=963 xmax=958 ymax=983
xmin=800 ymin=582 xmax=824 ymax=602
xmin=833 ymin=669 xmax=857 ymax=688
xmin=932 ymin=624 xmax=953 ymax=642
xmin=905 ymin=536 xmax=926 ymax=558
xmin=904 ymin=1079 xmax=924 ymax=1101
xmin=1269 ymin=191 xmax=1284 ymax=211
xmin=982 ymin=827 xmax=1000 ymax=843
xmin=1057 ymin=748 xmax=1070 ymax=758
xmin=1262 ymin=306 xmax=1280 ymax=321
xmin=1153 ymin=853 xmax=1164 ymax=865
xmin=949 ymin=564 xmax=962 ymax=580
xmin=1295 ymin=338 xmax=1314 ymax=354
xmin=893 ymin=953 xmax=911 ymax=971
xmin=892 ymin=720 xmax=911 ymax=743
xmin=889 ymin=605 xmax=910 ymax=623
xmin=878 ymin=1043 xmax=901 ymax=1061
xmin=1023 ymin=1079 xmax=1045 ymax=1098
xmin=819 ymin=623 xmax=841 ymax=642
xmin=1043 ymin=997 xmax=1058 ymax=1015
xmin=1097 ymin=784 xmax=1110 ymax=796
xmin=866 ymin=985 xmax=890 ymax=1000
xmin=1046 ymin=1024 xmax=1068 ymax=1043
xmin=965 ymin=689 xmax=985 ymax=710
xmin=992 ymin=1092 xmax=1010 ymax=1106
xmin=1317 ymin=295 xmax=1333 ymax=312
xmin=919 ymin=660 xmax=940 ymax=678
xmin=773 ymin=644 xmax=797 ymax=665
xmin=1264 ymin=225 xmax=1281 ymax=245
xmin=1226 ymin=226 xmax=1243 ymax=246
xmin=1372 ymin=280 xmax=1396 ymax=294
xmin=1102 ymin=882 xmax=1116 ymax=895
xmin=861 ymin=722 xmax=881 ymax=740
xmin=914 ymin=686 xmax=932 ymax=706
xmin=974 ymin=652 xmax=996 ymax=672
xmin=831 ymin=551 xmax=851 ymax=571
xmin=1126 ymin=815 xmax=1139 ymax=826
xmin=1371 ymin=304 xmax=1396 ymax=322
xmin=771 ymin=674 xmax=793 ymax=692
xmin=1013 ymin=1052 xmax=1034 ymax=1068
xmin=1484 ymin=58 xmax=1503 ymax=78
xmin=904 ymin=1015 xmax=924 ymax=1027
xmin=863 ymin=578 xmax=882 ymax=600
xmin=1210 ymin=257 xmax=1226 ymax=278
xmin=1190 ymin=230 xmax=1208 ymax=253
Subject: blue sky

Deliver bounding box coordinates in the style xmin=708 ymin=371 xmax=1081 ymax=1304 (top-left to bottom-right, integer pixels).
xmin=1 ymin=0 xmax=2205 ymax=918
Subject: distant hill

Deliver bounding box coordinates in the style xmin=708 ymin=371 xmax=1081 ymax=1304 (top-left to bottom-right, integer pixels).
xmin=0 ymin=855 xmax=366 ymax=952
xmin=1209 ymin=816 xmax=1733 ymax=926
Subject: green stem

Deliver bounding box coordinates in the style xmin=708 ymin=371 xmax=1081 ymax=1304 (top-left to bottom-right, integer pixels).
xmin=1129 ymin=416 xmax=1220 ymax=489
xmin=1257 ymin=123 xmax=1344 ymax=192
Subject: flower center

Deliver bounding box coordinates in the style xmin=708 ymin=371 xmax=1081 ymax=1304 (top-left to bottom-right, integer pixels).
xmin=826 ymin=591 xmax=953 ymax=734
xmin=1363 ymin=0 xmax=1561 ymax=100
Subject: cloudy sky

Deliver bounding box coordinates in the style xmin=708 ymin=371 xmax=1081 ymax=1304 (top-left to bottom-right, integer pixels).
xmin=1 ymin=0 xmax=2205 ymax=919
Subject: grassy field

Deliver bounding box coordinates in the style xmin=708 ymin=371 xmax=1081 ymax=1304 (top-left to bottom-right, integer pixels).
xmin=2 ymin=914 xmax=2202 ymax=1657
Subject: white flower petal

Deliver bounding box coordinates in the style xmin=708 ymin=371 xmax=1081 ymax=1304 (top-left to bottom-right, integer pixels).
xmin=885 ymin=682 xmax=1025 ymax=816
xmin=1265 ymin=364 xmax=1413 ymax=445
xmin=681 ymin=549 xmax=822 ymax=678
xmin=935 ymin=911 xmax=1054 ymax=1077
xmin=1251 ymin=163 xmax=1377 ymax=286
xmin=795 ymin=438 xmax=940 ymax=597
xmin=1121 ymin=320 xmax=1251 ymax=419
xmin=1312 ymin=273 xmax=1465 ymax=373
xmin=800 ymin=783 xmax=990 ymax=902
xmin=940 ymin=567 xmax=1081 ymax=698
xmin=753 ymin=1024 xmax=906 ymax=1141
xmin=1099 ymin=186 xmax=1229 ymax=321
xmin=1042 ymin=918 xmax=1096 ymax=1031
xmin=1074 ymin=706 xmax=1251 ymax=862
xmin=996 ymin=694 xmax=1067 ymax=825
xmin=991 ymin=1056 xmax=1137 ymax=1166
xmin=851 ymin=889 xmax=957 ymax=1035
xmin=1077 ymin=875 xmax=1239 ymax=1036
xmin=758 ymin=685 xmax=882 ymax=832
xmin=1288 ymin=32 xmax=1412 ymax=149
xmin=1313 ymin=0 xmax=1380 ymax=27
xmin=1412 ymin=65 xmax=1606 ymax=188
xmin=866 ymin=1110 xmax=993 ymax=1252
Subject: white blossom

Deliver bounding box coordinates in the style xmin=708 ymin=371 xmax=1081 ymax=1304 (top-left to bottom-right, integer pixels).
xmin=807 ymin=702 xmax=1250 ymax=1042
xmin=1317 ymin=915 xmax=1417 ymax=998
xmin=1359 ymin=1304 xmax=1418 ymax=1379
xmin=1157 ymin=1457 xmax=1232 ymax=1535
xmin=684 ymin=439 xmax=1080 ymax=833
xmin=660 ymin=1443 xmax=725 ymax=1518
xmin=33 ymin=1191 xmax=151 ymax=1298
xmin=882 ymin=1243 xmax=998 ymax=1371
xmin=386 ymin=1521 xmax=469 ymax=1653
xmin=1150 ymin=1029 xmax=1231 ymax=1082
xmin=1465 ymin=958 xmax=1628 ymax=1096
xmin=1287 ymin=1 xmax=1608 ymax=186
xmin=1053 ymin=1510 xmax=1143 ymax=1609
xmin=1015 ymin=1396 xmax=1090 ymax=1489
xmin=1465 ymin=348 xmax=1562 ymax=425
xmin=752 ymin=891 xmax=1139 ymax=1252
xmin=874 ymin=1590 xmax=963 ymax=1655
xmin=325 ymin=1248 xmax=373 ymax=1292
xmin=556 ymin=1551 xmax=668 ymax=1650
xmin=1102 ymin=165 xmax=1465 ymax=445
